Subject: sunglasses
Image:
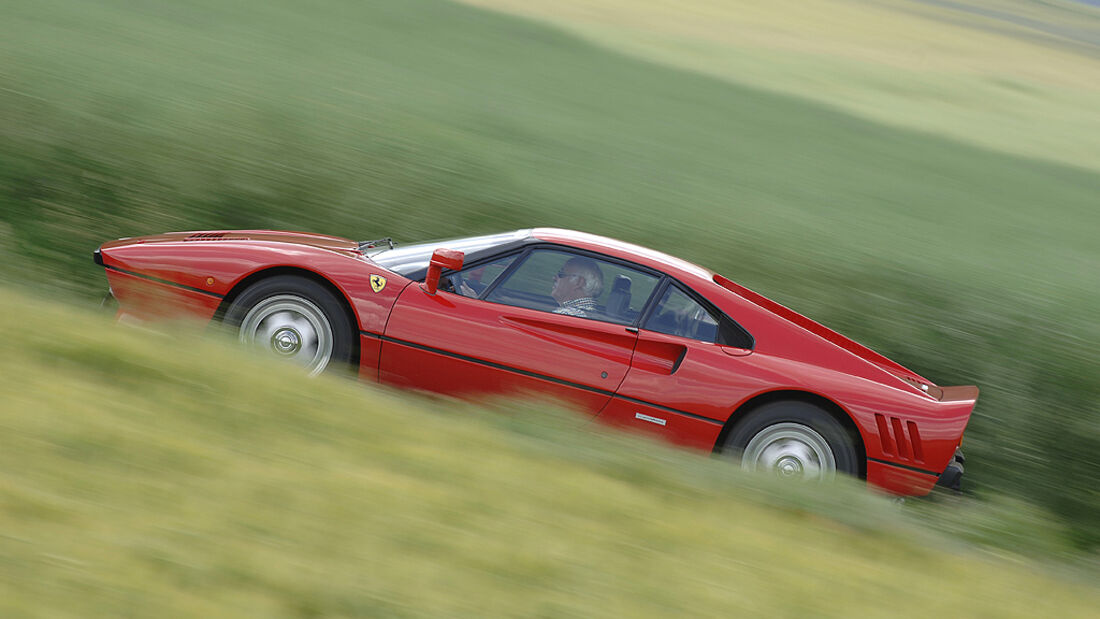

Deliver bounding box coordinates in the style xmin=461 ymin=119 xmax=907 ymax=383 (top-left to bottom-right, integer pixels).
xmin=554 ymin=271 xmax=580 ymax=280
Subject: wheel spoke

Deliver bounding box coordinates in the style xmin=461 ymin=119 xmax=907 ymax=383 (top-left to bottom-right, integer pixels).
xmin=291 ymin=316 xmax=317 ymax=344
xmin=741 ymin=422 xmax=837 ymax=482
xmin=237 ymin=294 xmax=334 ymax=375
xmin=254 ymin=317 xmax=282 ymax=346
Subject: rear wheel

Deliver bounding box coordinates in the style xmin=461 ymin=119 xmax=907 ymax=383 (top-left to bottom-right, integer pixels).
xmin=724 ymin=401 xmax=858 ymax=481
xmin=224 ymin=275 xmax=355 ymax=376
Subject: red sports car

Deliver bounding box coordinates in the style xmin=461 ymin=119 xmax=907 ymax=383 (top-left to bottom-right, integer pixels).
xmin=95 ymin=228 xmax=974 ymax=495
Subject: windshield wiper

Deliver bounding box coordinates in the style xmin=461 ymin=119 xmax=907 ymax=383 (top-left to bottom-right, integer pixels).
xmin=358 ymin=237 xmax=396 ymax=252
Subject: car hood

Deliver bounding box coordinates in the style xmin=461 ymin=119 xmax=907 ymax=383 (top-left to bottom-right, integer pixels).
xmin=99 ymin=230 xmax=361 ymax=256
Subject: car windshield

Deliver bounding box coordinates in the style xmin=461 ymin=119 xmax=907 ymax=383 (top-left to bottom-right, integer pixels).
xmin=365 ymin=230 xmax=530 ymax=277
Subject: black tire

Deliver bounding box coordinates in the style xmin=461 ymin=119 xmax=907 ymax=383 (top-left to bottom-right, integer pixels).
xmin=724 ymin=401 xmax=858 ymax=481
xmin=224 ymin=275 xmax=355 ymax=376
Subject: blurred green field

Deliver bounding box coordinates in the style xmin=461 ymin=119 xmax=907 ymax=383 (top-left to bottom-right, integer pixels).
xmin=461 ymin=0 xmax=1100 ymax=173
xmin=2 ymin=288 xmax=1099 ymax=617
xmin=0 ymin=0 xmax=1097 ymax=560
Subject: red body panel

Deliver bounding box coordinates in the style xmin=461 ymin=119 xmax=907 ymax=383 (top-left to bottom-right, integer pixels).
xmin=597 ymin=399 xmax=724 ymax=451
xmin=96 ymin=227 xmax=977 ymax=496
xmin=106 ymin=269 xmax=223 ymax=322
xmin=99 ymin=230 xmax=408 ymax=381
xmin=381 ymin=285 xmax=636 ymax=413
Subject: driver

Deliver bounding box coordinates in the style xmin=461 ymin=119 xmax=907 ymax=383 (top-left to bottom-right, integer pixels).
xmin=551 ymin=256 xmax=603 ymax=317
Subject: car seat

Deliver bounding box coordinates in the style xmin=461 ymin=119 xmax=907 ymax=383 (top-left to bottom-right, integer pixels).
xmin=606 ymin=275 xmax=632 ymax=320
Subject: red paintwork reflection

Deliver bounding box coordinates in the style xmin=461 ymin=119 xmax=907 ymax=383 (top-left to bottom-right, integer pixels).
xmin=106 ymin=269 xmax=221 ymax=322
xmin=867 ymin=459 xmax=937 ymax=495
xmin=358 ymin=335 xmax=384 ymax=382
xmin=616 ymin=330 xmax=765 ymax=425
xmin=381 ymin=286 xmax=636 ymax=414
xmin=597 ymin=398 xmax=723 ymax=451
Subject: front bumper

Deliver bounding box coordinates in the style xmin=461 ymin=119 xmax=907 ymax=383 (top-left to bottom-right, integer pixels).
xmin=936 ymin=448 xmax=965 ymax=491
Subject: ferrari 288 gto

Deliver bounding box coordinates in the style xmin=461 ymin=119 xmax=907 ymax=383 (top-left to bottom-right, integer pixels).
xmin=94 ymin=228 xmax=974 ymax=495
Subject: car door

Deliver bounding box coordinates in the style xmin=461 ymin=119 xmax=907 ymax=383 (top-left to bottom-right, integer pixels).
xmin=598 ymin=282 xmax=755 ymax=449
xmin=379 ymin=247 xmax=660 ymax=415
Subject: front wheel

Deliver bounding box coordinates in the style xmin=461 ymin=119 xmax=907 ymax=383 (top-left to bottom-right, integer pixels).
xmin=724 ymin=401 xmax=858 ymax=482
xmin=224 ymin=275 xmax=355 ymax=376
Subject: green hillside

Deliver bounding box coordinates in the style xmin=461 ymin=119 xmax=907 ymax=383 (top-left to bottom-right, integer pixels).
xmin=2 ymin=289 xmax=1098 ymax=616
xmin=461 ymin=0 xmax=1100 ymax=172
xmin=0 ymin=0 xmax=1097 ymax=553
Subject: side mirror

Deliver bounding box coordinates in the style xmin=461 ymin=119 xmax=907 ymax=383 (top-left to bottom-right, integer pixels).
xmin=422 ymin=248 xmax=464 ymax=295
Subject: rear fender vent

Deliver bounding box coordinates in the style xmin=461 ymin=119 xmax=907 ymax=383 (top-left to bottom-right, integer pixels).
xmin=874 ymin=414 xmax=924 ymax=463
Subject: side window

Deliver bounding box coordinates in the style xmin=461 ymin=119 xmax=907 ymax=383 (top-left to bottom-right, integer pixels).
xmin=443 ymin=254 xmax=518 ymax=298
xmin=484 ymin=249 xmax=659 ymax=324
xmin=644 ymin=285 xmax=720 ymax=342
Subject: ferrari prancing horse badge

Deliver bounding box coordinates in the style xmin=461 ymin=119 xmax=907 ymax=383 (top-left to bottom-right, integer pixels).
xmin=370 ymin=274 xmax=387 ymax=292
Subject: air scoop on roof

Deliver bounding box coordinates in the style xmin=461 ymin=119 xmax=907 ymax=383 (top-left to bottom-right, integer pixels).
xmin=184 ymin=232 xmax=248 ymax=241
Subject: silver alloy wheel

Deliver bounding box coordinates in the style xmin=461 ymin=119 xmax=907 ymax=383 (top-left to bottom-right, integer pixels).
xmin=741 ymin=422 xmax=837 ymax=481
xmin=238 ymin=294 xmax=333 ymax=376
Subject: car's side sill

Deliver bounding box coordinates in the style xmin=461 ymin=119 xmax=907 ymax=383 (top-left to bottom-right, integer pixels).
xmin=867 ymin=457 xmax=939 ymax=477
xmin=366 ymin=330 xmax=725 ymax=425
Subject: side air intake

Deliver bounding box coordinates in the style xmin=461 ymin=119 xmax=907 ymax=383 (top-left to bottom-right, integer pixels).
xmin=874 ymin=414 xmax=924 ymax=463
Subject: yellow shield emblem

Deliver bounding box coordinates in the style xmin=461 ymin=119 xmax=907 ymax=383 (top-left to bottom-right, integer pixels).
xmin=369 ymin=274 xmax=387 ymax=293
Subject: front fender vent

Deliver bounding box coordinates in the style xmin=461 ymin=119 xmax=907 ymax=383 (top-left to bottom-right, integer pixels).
xmin=875 ymin=414 xmax=924 ymax=463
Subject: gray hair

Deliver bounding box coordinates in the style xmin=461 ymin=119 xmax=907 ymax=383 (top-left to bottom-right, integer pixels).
xmin=564 ymin=256 xmax=604 ymax=298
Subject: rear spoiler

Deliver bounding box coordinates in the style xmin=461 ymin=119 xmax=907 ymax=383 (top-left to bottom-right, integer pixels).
xmin=936 ymin=384 xmax=979 ymax=403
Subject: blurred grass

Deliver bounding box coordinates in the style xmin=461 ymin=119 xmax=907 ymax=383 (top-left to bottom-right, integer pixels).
xmin=2 ymin=0 xmax=1098 ymax=302
xmin=0 ymin=0 xmax=1097 ymax=553
xmin=2 ymin=287 xmax=1099 ymax=617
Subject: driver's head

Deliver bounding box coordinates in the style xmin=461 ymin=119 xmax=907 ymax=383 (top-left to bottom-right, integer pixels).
xmin=552 ymin=256 xmax=604 ymax=304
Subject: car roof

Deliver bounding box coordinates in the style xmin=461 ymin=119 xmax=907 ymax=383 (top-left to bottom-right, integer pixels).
xmin=530 ymin=228 xmax=714 ymax=282
xmin=375 ymin=228 xmax=717 ymax=285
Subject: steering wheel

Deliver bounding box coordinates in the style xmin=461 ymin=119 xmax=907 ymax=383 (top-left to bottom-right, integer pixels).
xmin=446 ymin=272 xmax=486 ymax=298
